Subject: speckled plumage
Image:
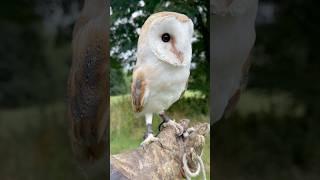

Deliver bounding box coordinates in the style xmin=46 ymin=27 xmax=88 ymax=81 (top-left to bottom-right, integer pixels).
xmin=67 ymin=0 xmax=108 ymax=163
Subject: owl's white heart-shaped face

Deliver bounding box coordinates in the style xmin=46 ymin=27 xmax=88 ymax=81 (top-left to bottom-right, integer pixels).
xmin=137 ymin=12 xmax=194 ymax=67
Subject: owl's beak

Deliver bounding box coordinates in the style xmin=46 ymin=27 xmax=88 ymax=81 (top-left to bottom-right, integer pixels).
xmin=171 ymin=49 xmax=184 ymax=63
xmin=170 ymin=41 xmax=184 ymax=63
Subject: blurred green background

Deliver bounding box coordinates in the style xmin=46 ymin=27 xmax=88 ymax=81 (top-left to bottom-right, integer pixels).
xmin=0 ymin=0 xmax=319 ymax=179
xmin=214 ymin=0 xmax=320 ymax=179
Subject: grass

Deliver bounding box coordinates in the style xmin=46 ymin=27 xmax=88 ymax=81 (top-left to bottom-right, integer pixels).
xmin=110 ymin=90 xmax=211 ymax=179
xmin=0 ymin=102 xmax=89 ymax=180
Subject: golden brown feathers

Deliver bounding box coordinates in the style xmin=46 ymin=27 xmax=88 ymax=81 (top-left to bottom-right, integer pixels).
xmin=67 ymin=0 xmax=108 ymax=163
xmin=131 ymin=70 xmax=147 ymax=113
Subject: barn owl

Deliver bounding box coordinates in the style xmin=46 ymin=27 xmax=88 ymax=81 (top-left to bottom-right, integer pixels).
xmin=131 ymin=12 xmax=194 ymax=146
xmin=211 ymin=0 xmax=258 ymax=123
xmin=68 ymin=0 xmax=108 ymax=163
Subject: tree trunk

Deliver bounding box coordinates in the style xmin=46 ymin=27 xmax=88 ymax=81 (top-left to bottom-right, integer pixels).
xmin=110 ymin=119 xmax=210 ymax=180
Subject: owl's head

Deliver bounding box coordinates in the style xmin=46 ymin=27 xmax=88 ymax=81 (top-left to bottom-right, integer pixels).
xmin=138 ymin=12 xmax=194 ymax=67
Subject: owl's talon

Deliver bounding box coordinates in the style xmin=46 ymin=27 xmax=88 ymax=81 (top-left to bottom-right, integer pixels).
xmin=158 ymin=113 xmax=171 ymax=131
xmin=140 ymin=134 xmax=159 ymax=147
xmin=183 ymin=127 xmax=195 ymax=138
xmin=163 ymin=120 xmax=184 ymax=136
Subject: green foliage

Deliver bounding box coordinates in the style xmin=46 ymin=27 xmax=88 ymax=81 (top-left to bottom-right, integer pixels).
xmin=251 ymin=0 xmax=320 ymax=116
xmin=110 ymin=57 xmax=129 ymax=95
xmin=0 ymin=1 xmax=45 ymax=107
xmin=0 ymin=0 xmax=72 ymax=107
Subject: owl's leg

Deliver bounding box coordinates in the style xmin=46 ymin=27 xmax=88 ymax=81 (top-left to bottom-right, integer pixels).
xmin=158 ymin=112 xmax=170 ymax=131
xmin=158 ymin=111 xmax=184 ymax=136
xmin=140 ymin=113 xmax=159 ymax=147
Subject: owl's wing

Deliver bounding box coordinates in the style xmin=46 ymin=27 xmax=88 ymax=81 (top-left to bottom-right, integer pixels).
xmin=131 ymin=67 xmax=149 ymax=113
xmin=211 ymin=0 xmax=258 ymax=123
xmin=67 ymin=0 xmax=108 ymax=163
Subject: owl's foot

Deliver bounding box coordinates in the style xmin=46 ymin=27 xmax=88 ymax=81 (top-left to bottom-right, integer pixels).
xmin=183 ymin=127 xmax=195 ymax=138
xmin=141 ymin=123 xmax=159 ymax=147
xmin=159 ymin=112 xmax=171 ymax=122
xmin=140 ymin=133 xmax=159 ymax=147
xmin=158 ymin=112 xmax=172 ymax=131
xmin=162 ymin=119 xmax=184 ymax=136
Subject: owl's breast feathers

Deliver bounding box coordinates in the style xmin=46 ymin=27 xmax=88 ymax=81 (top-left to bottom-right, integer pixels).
xmin=131 ymin=70 xmax=147 ymax=113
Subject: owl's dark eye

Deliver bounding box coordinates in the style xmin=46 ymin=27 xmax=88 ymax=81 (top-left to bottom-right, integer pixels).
xmin=161 ymin=33 xmax=171 ymax=42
